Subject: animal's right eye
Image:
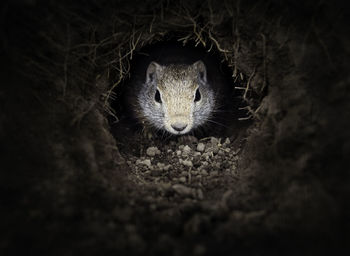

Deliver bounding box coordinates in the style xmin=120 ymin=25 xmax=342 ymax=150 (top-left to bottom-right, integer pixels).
xmin=194 ymin=88 xmax=201 ymax=102
xmin=155 ymin=89 xmax=162 ymax=103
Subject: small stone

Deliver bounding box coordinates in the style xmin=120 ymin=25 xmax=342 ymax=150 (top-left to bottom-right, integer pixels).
xmin=160 ymin=182 xmax=172 ymax=190
xmin=182 ymin=146 xmax=192 ymax=157
xmin=196 ymin=143 xmax=205 ymax=152
xmin=194 ymin=152 xmax=201 ymax=157
xmin=163 ymin=165 xmax=171 ymax=171
xmin=178 ymin=145 xmax=185 ymax=150
xmin=211 ymin=145 xmax=219 ymax=154
xmin=224 ymin=138 xmax=231 ymax=145
xmin=202 ymin=152 xmax=210 ymax=158
xmin=200 ymin=169 xmax=208 ymax=176
xmin=146 ymin=146 xmax=160 ymax=157
xmin=157 ymin=162 xmax=165 ymax=170
xmin=183 ymin=145 xmax=191 ymax=154
xmin=210 ymin=137 xmax=219 ymax=145
xmin=172 ymin=184 xmax=192 ymax=197
xmin=176 ymin=150 xmax=182 ymax=156
xmin=218 ymin=149 xmax=225 ymax=156
xmin=179 ymin=176 xmax=187 ymax=183
xmin=182 ymin=160 xmax=193 ymax=167
xmin=139 ymin=159 xmax=152 ymax=168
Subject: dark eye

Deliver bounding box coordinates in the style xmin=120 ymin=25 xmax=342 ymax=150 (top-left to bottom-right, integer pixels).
xmin=194 ymin=88 xmax=201 ymax=102
xmin=155 ymin=89 xmax=162 ymax=103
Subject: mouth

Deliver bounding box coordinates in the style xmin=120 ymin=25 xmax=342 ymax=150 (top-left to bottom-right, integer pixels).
xmin=166 ymin=126 xmax=191 ymax=135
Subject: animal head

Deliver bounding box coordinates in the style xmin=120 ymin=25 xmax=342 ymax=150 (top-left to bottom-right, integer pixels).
xmin=137 ymin=60 xmax=215 ymax=135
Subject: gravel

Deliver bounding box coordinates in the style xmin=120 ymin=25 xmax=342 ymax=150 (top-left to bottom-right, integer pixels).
xmin=196 ymin=143 xmax=205 ymax=152
xmin=146 ymin=146 xmax=161 ymax=157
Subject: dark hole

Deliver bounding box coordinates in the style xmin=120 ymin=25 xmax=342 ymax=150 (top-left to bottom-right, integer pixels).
xmin=109 ymin=40 xmax=252 ymax=152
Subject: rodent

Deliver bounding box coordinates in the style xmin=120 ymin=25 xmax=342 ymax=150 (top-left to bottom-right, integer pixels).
xmin=136 ymin=60 xmax=216 ymax=135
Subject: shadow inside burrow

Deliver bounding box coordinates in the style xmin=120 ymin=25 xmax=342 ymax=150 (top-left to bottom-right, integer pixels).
xmin=108 ymin=40 xmax=253 ymax=155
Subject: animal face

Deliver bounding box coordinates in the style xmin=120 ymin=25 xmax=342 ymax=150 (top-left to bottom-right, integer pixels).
xmin=138 ymin=61 xmax=215 ymax=135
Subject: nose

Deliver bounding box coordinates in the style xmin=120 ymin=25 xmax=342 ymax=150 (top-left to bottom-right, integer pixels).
xmin=171 ymin=123 xmax=188 ymax=132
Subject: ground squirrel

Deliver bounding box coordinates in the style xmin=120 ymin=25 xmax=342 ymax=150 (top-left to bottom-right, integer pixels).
xmin=136 ymin=60 xmax=216 ymax=135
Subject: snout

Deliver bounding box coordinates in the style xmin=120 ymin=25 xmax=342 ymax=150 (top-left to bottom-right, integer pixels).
xmin=165 ymin=115 xmax=192 ymax=134
xmin=171 ymin=122 xmax=188 ymax=132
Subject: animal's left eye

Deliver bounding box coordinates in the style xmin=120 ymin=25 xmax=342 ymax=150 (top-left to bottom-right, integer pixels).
xmin=194 ymin=88 xmax=201 ymax=102
xmin=155 ymin=89 xmax=162 ymax=103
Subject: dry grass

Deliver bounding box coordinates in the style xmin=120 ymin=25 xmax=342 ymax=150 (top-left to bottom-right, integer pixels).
xmin=26 ymin=0 xmax=268 ymax=123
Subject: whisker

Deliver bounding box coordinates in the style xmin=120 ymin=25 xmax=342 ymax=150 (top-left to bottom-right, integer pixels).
xmin=204 ymin=119 xmax=229 ymax=128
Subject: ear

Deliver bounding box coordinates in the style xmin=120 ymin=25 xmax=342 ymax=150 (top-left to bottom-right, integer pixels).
xmin=192 ymin=60 xmax=207 ymax=83
xmin=146 ymin=61 xmax=163 ymax=83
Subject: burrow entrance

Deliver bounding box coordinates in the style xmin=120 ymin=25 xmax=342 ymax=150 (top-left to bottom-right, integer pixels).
xmin=109 ymin=40 xmax=254 ymax=153
xmin=107 ymin=39 xmax=256 ymax=204
xmin=2 ymin=1 xmax=348 ymax=255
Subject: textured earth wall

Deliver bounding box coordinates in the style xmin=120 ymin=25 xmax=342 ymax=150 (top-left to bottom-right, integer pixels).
xmin=1 ymin=1 xmax=349 ymax=255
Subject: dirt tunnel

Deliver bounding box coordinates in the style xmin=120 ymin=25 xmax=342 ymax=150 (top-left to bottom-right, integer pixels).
xmin=1 ymin=1 xmax=349 ymax=255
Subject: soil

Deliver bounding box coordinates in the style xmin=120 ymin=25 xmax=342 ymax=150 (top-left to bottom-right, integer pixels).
xmin=1 ymin=1 xmax=349 ymax=255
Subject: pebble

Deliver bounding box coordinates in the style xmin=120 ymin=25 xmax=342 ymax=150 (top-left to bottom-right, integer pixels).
xmin=182 ymin=160 xmax=193 ymax=167
xmin=157 ymin=162 xmax=165 ymax=170
xmin=179 ymin=176 xmax=187 ymax=183
xmin=146 ymin=147 xmax=160 ymax=157
xmin=194 ymin=152 xmax=201 ymax=157
xmin=138 ymin=159 xmax=152 ymax=168
xmin=183 ymin=145 xmax=191 ymax=154
xmin=182 ymin=145 xmax=192 ymax=157
xmin=200 ymin=169 xmax=208 ymax=176
xmin=172 ymin=184 xmax=192 ymax=197
xmin=218 ymin=149 xmax=225 ymax=156
xmin=211 ymin=145 xmax=219 ymax=154
xmin=196 ymin=143 xmax=205 ymax=152
xmin=210 ymin=137 xmax=219 ymax=145
xmin=163 ymin=165 xmax=171 ymax=171
xmin=160 ymin=182 xmax=172 ymax=190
